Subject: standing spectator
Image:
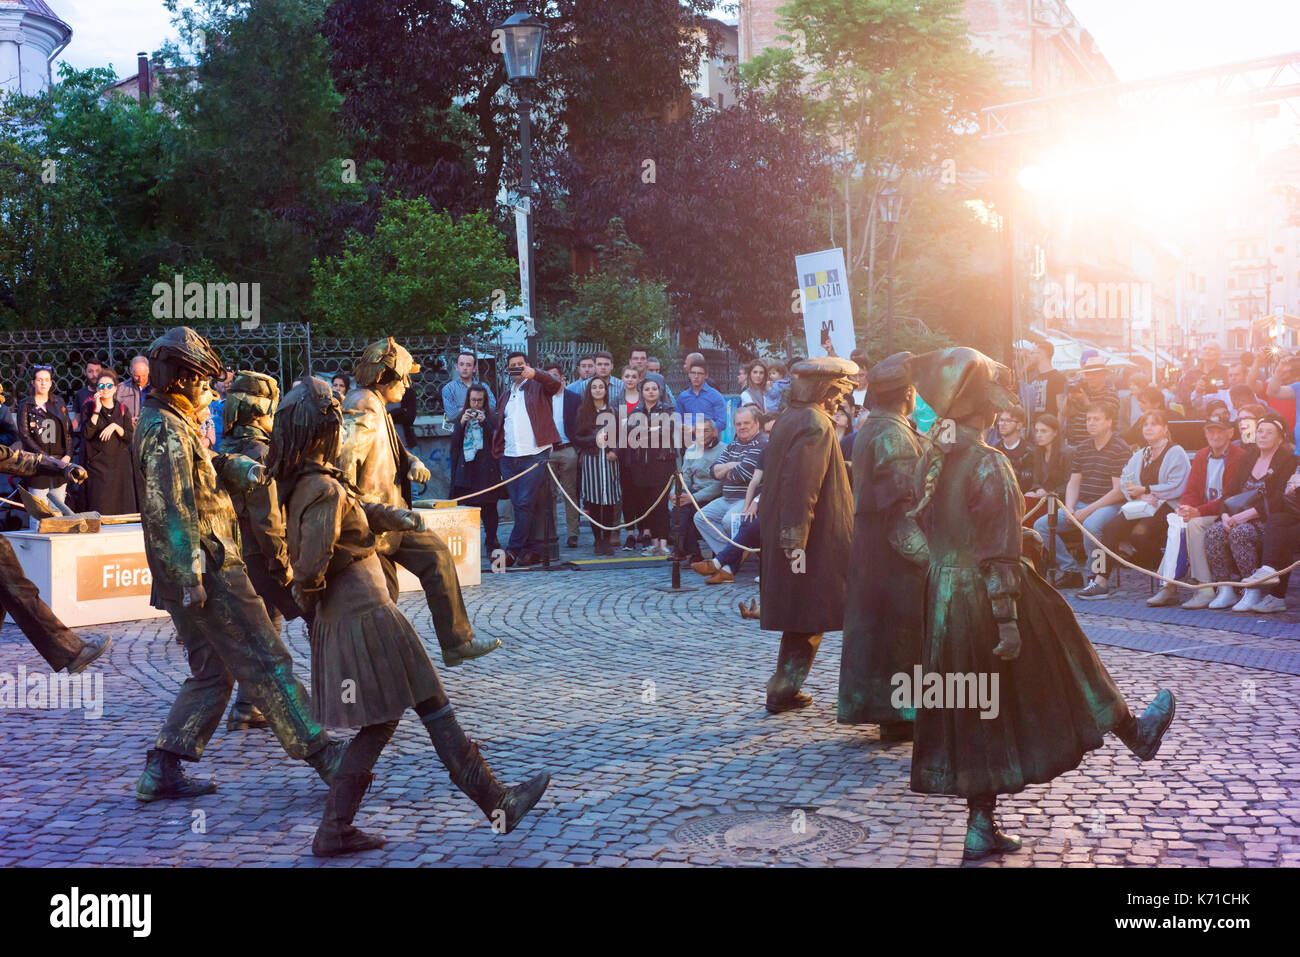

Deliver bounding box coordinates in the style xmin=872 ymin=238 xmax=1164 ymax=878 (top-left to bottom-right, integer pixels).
xmin=331 ymin=374 xmax=350 ymax=400
xmin=676 ymin=359 xmax=728 ymax=435
xmin=764 ymin=358 xmax=801 ymax=410
xmin=1177 ymin=341 xmax=1228 ymax=408
xmin=442 ymin=350 xmax=497 ymax=423
xmin=18 ymin=366 xmax=73 ymax=520
xmin=69 ymin=359 xmax=103 ymax=434
xmin=1020 ymin=340 xmax=1066 ymax=419
xmin=1027 ymin=413 xmax=1072 ymax=514
xmin=574 ymin=377 xmax=621 ymax=555
xmin=567 ymin=350 xmax=625 ymax=405
xmin=208 ymin=369 xmax=233 ymax=439
xmin=449 ymin=384 xmax=503 ymax=555
xmin=1078 ymin=410 xmax=1190 ymax=599
xmin=993 ymin=406 xmax=1034 ymax=491
xmin=620 ymin=379 xmax=677 ymax=557
xmin=765 ymin=362 xmax=786 ymax=397
xmin=197 ymin=404 xmax=218 ymax=450
xmin=617 ymin=367 xmax=644 ymax=548
xmin=492 ymin=352 xmax=561 ymax=567
xmin=1201 ymin=412 xmax=1298 ymax=612
xmin=116 ymin=355 xmax=151 ymax=425
xmin=848 ymin=350 xmax=869 ymax=409
xmin=675 ymin=417 xmax=724 ymax=563
xmin=1167 ymin=409 xmax=1246 ymax=609
xmin=739 ymin=359 xmax=768 ymax=411
xmin=81 ymin=369 xmax=135 ymax=515
xmin=693 ymin=406 xmax=765 ymax=559
xmin=1033 ymin=401 xmax=1129 ymax=588
xmin=1061 ymin=352 xmax=1120 ymax=447
xmin=629 ymin=345 xmax=673 ymax=404
xmin=1264 ymin=352 xmax=1300 ymax=433
xmin=542 ymin=362 xmax=582 ymax=548
xmin=647 ymin=357 xmax=664 ymax=376
xmin=619 ymin=366 xmax=641 ymax=419
xmin=0 ymin=382 xmax=16 ymax=446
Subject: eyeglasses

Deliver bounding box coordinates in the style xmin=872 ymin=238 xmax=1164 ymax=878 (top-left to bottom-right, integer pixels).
xmin=97 ymin=383 xmax=115 ymax=390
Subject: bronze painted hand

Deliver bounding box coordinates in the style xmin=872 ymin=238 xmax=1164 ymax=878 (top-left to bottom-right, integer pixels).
xmin=992 ymin=620 xmax=1021 ymax=660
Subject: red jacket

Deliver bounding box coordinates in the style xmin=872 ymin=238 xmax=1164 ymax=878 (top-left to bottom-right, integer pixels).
xmin=492 ymin=370 xmax=562 ymax=458
xmin=1180 ymin=443 xmax=1246 ymax=515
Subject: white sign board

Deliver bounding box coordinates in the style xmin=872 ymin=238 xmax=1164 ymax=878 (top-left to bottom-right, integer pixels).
xmin=795 ymin=248 xmax=856 ymax=359
xmin=514 ymin=198 xmax=533 ymax=330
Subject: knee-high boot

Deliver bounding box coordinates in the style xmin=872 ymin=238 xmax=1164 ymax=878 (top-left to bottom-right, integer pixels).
xmin=312 ymin=722 xmax=394 ymax=857
xmin=765 ymin=631 xmax=823 ymax=713
xmin=963 ymin=795 xmax=1022 ymax=861
xmin=421 ymin=705 xmax=550 ymax=834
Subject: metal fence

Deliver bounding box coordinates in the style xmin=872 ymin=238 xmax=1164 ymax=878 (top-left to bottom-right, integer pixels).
xmin=0 ymin=325 xmax=606 ymax=415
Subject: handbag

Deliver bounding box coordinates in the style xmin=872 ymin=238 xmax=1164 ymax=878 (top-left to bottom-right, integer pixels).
xmin=1121 ymin=499 xmax=1157 ymax=520
xmin=1220 ymin=489 xmax=1262 ymax=515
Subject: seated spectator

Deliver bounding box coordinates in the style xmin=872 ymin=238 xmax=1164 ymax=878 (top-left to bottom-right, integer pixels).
xmin=1253 ymin=459 xmax=1300 ymax=614
xmin=449 ymin=383 xmax=503 ymax=555
xmin=1200 ymin=411 xmax=1298 ymax=612
xmin=573 ymin=376 xmax=622 ymax=556
xmin=1078 ymin=410 xmax=1190 ymax=599
xmin=993 ymin=405 xmax=1034 ymax=491
xmin=1122 ymin=386 xmax=1167 ymax=446
xmin=1026 ymin=413 xmax=1071 ymax=519
xmin=1166 ymin=409 xmax=1246 ymax=609
xmin=739 ymin=359 xmax=768 ymax=411
xmin=1235 ymin=403 xmax=1265 ymax=447
xmin=693 ymin=456 xmax=762 ymax=584
xmin=1033 ymin=400 xmax=1129 ymax=588
xmin=675 ymin=418 xmax=724 ymax=563
xmin=693 ymin=406 xmax=765 ymax=559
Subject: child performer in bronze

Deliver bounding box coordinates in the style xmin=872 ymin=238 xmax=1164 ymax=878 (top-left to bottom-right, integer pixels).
xmin=269 ymin=378 xmax=550 ymax=857
xmin=906 ymin=348 xmax=1176 ymax=862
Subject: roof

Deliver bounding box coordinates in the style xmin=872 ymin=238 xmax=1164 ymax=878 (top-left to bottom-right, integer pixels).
xmin=13 ymin=1 xmax=71 ymax=34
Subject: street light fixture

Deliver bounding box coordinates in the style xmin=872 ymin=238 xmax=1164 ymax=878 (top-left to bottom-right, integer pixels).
xmin=498 ymin=11 xmax=547 ymax=82
xmin=878 ymin=187 xmax=901 ymax=354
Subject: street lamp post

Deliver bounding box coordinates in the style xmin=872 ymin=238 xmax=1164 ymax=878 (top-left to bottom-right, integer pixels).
xmin=877 ymin=187 xmax=902 ymax=355
xmin=497 ymin=11 xmax=547 ymax=365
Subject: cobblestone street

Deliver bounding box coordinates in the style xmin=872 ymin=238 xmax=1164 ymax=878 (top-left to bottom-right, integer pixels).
xmin=1 ymin=559 xmax=1298 ymax=868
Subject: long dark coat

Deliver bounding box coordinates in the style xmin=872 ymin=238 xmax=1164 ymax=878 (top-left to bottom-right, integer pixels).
xmin=82 ymin=398 xmax=136 ymax=515
xmin=910 ymin=426 xmax=1130 ymax=798
xmin=837 ymin=410 xmax=928 ymax=725
xmin=758 ymin=403 xmax=852 ymax=634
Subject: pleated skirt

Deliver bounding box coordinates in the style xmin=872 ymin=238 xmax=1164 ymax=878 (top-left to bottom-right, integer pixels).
xmin=309 ymin=553 xmax=443 ymax=729
xmin=580 ymin=450 xmax=621 ymax=506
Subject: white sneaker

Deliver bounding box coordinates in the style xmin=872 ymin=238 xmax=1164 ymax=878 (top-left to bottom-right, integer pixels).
xmin=1231 ymin=588 xmax=1263 ymax=612
xmin=1253 ymin=595 xmax=1288 ymax=614
xmin=1180 ymin=587 xmax=1215 ymax=610
xmin=1244 ymin=565 xmax=1280 ymax=587
xmin=1207 ymin=586 xmax=1239 ymax=610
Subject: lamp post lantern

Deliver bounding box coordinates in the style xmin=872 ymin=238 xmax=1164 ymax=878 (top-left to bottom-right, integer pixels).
xmin=878 ymin=186 xmax=902 ymax=354
xmin=497 ymin=11 xmax=547 ymax=363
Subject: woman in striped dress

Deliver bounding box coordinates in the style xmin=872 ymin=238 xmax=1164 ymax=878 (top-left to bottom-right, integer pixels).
xmin=574 ymin=377 xmax=622 ymax=555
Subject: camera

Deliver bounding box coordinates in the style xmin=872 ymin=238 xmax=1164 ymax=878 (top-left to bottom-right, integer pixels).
xmin=507 ymin=366 xmax=523 ymax=377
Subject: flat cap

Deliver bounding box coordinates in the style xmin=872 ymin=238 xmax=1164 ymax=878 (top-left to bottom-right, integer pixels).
xmin=868 ymin=351 xmax=914 ymax=391
xmin=228 ymin=370 xmax=279 ymax=401
xmin=791 ymin=356 xmax=859 ymax=378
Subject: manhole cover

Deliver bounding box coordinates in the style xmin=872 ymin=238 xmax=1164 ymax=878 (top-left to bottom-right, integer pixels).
xmin=671 ymin=811 xmax=866 ymax=859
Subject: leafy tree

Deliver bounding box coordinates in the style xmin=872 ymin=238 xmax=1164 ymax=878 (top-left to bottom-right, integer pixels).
xmin=309 ymin=196 xmax=519 ymax=336
xmin=549 ymin=219 xmax=671 ymax=363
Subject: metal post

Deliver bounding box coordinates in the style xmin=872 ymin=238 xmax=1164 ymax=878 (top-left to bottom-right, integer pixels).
xmin=519 ymin=84 xmax=540 ymax=366
xmin=886 ymin=220 xmax=896 ymax=355
xmin=656 ymin=472 xmax=697 ymax=593
xmin=1047 ymin=494 xmax=1059 ymax=578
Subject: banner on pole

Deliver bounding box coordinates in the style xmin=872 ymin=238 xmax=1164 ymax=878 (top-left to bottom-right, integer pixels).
xmin=514 ymin=198 xmax=533 ymax=328
xmin=795 ymin=248 xmax=856 ymax=359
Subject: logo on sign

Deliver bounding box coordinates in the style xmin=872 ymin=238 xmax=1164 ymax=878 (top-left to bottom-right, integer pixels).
xmin=802 ymin=268 xmax=842 ymax=302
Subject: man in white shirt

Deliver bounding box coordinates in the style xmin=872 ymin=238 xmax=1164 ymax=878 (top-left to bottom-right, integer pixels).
xmin=494 ymin=352 xmax=562 ymax=565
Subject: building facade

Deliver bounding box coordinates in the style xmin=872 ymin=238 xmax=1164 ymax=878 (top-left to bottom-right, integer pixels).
xmin=0 ymin=0 xmax=70 ymax=96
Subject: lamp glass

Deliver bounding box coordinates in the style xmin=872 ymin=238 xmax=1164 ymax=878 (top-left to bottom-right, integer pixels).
xmin=500 ymin=14 xmax=545 ymax=81
xmin=878 ymin=187 xmax=901 ymax=224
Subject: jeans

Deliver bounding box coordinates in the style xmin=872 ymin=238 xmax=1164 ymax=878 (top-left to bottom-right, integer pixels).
xmin=715 ymin=514 xmax=760 ymax=571
xmin=694 ymin=496 xmax=746 ymax=558
xmin=27 ymin=483 xmax=67 ymax=527
xmin=1034 ymin=501 xmax=1121 ymax=574
xmin=501 ymin=448 xmax=551 ymax=555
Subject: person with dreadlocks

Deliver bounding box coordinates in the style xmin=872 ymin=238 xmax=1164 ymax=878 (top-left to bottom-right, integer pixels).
xmin=271 ymin=377 xmax=550 ymax=857
xmin=338 ymin=338 xmax=500 ymax=667
xmin=131 ymin=327 xmax=345 ymax=802
xmin=219 ymin=370 xmax=310 ymax=732
xmin=758 ymin=356 xmax=857 ymax=714
xmin=905 ymin=347 xmax=1177 ymax=861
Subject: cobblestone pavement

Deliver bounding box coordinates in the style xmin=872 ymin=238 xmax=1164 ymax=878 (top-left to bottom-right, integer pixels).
xmin=1 ymin=558 xmax=1298 ymax=868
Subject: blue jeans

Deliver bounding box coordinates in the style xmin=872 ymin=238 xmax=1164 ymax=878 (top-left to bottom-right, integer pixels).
xmin=1034 ymin=501 xmax=1121 ymax=574
xmin=501 ymin=449 xmax=551 ymax=555
xmin=716 ymin=514 xmax=760 ymax=571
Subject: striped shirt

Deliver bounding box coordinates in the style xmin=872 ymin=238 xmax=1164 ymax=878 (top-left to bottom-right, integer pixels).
xmin=717 ymin=435 xmax=766 ymax=499
xmin=1072 ymin=433 xmax=1130 ymax=504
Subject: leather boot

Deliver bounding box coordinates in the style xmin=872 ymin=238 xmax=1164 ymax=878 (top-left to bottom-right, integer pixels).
xmin=764 ymin=631 xmax=822 ymax=713
xmin=879 ymin=721 xmax=913 ymax=744
xmin=226 ymin=692 xmax=268 ymax=731
xmin=422 ymin=706 xmax=550 ymax=834
xmin=134 ymin=749 xmax=217 ymax=803
xmin=443 ymin=635 xmax=503 ymax=668
xmin=306 ymin=739 xmax=348 ymax=786
xmin=312 ymin=772 xmax=386 ymax=857
xmin=1113 ymin=689 xmax=1176 ymax=761
xmin=963 ymin=796 xmax=1021 ymax=861
xmin=66 ymin=637 xmax=112 ymax=675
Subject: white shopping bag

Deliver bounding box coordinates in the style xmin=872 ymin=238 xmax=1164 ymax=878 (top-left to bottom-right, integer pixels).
xmin=1156 ymin=513 xmax=1185 ymax=582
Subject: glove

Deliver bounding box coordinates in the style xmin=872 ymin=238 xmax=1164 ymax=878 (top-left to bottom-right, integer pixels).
xmin=269 ymin=562 xmax=292 ymax=589
xmin=246 ymin=462 xmax=271 ymax=487
xmin=292 ymin=583 xmax=320 ymax=618
xmin=63 ymin=463 xmax=88 ymax=485
xmin=992 ymin=620 xmax=1021 ymax=661
xmin=409 ymin=463 xmax=431 ymax=485
xmin=182 ymin=583 xmax=208 ymax=609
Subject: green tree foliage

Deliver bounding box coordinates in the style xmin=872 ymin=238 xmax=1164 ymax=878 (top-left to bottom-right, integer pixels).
xmin=309 ymin=196 xmax=519 ymax=337
xmin=549 ymin=220 xmax=671 ymax=365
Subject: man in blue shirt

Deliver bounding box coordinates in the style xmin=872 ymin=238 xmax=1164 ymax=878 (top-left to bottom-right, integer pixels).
xmin=566 ymin=350 xmax=625 ymax=404
xmin=676 ymin=359 xmax=727 ymax=437
xmin=442 ymin=350 xmax=497 ymax=422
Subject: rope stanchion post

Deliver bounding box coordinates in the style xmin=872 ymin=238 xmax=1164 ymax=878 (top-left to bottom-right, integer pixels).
xmin=655 ymin=471 xmax=697 ymax=593
xmin=1047 ymin=494 xmax=1059 ymax=578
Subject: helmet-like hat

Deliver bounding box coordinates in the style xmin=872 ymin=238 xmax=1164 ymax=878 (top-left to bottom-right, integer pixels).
xmin=353 ymin=338 xmax=421 ymax=389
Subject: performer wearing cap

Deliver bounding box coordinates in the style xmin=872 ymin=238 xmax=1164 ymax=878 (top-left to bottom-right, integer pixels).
xmin=131 ymin=327 xmax=345 ymax=802
xmin=0 ymin=447 xmax=112 ymax=675
xmin=219 ymin=370 xmax=309 ymax=731
xmin=338 ymin=338 xmax=500 ymax=667
xmin=837 ymin=352 xmax=927 ymax=742
xmin=759 ymin=356 xmax=857 ymax=713
xmin=906 ymin=347 xmax=1176 ymax=861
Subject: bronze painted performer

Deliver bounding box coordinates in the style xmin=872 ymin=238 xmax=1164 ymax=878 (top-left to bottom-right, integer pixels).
xmin=837 ymin=352 xmax=927 ymax=743
xmin=0 ymin=449 xmax=111 ymax=674
xmin=759 ymin=357 xmax=857 ymax=713
xmin=906 ymin=347 xmax=1176 ymax=861
xmin=131 ymin=328 xmax=343 ymax=801
xmin=338 ymin=339 xmax=500 ymax=667
xmin=271 ymin=378 xmax=549 ymax=856
xmin=220 ymin=371 xmax=308 ymax=732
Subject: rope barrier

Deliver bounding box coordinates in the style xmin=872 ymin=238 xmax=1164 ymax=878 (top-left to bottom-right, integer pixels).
xmin=1050 ymin=496 xmax=1300 ymax=590
xmin=438 ymin=460 xmax=542 ymax=504
xmin=676 ymin=473 xmax=760 ymax=554
xmin=545 ymin=463 xmax=675 ymax=531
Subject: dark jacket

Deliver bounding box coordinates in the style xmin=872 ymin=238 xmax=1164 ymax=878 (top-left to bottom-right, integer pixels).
xmin=994 ymin=436 xmax=1035 ymax=492
xmin=558 ymin=388 xmax=581 ymax=444
xmin=17 ymin=395 xmax=72 ymax=489
xmin=618 ymin=399 xmax=679 ymax=485
xmin=1210 ymin=444 xmax=1299 ymax=519
xmin=1031 ymin=442 xmax=1073 ymax=498
xmin=1180 ymin=443 xmax=1247 ymax=516
xmin=450 ymin=413 xmax=503 ymax=494
xmin=492 ymin=370 xmax=562 ymax=458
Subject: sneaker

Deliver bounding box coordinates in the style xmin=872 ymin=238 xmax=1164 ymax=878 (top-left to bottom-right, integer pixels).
xmin=1180 ymin=587 xmax=1215 ymax=610
xmin=1243 ymin=565 xmax=1280 ymax=587
xmin=566 ymin=536 xmax=578 ymax=548
xmin=1054 ymin=571 xmax=1084 ymax=589
xmin=1146 ymin=583 xmax=1179 ymax=607
xmin=1231 ymin=588 xmax=1264 ymax=612
xmin=623 ymin=535 xmax=636 ymax=551
xmin=1253 ymin=595 xmax=1288 ymax=614
xmin=1207 ymin=586 xmax=1239 ymax=610
xmin=1076 ymin=580 xmax=1111 ymax=600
